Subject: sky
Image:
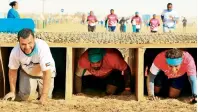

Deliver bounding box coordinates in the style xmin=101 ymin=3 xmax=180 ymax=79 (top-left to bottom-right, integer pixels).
xmin=0 ymin=0 xmax=197 ymax=18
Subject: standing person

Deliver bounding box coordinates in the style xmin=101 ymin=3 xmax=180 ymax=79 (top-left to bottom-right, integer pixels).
xmin=147 ymin=48 xmax=197 ymax=104
xmin=7 ymin=1 xmax=20 ymax=18
xmin=81 ymin=14 xmax=86 ymax=24
xmin=3 ymin=28 xmax=56 ymax=105
xmin=119 ymin=17 xmax=128 ymax=32
xmin=161 ymin=3 xmax=179 ymax=33
xmin=105 ymin=9 xmax=118 ymax=32
xmin=182 ymin=17 xmax=187 ymax=33
xmin=131 ymin=12 xmax=142 ymax=33
xmin=149 ymin=14 xmax=160 ymax=33
xmin=75 ymin=48 xmax=132 ymax=95
xmin=87 ymin=11 xmax=98 ymax=32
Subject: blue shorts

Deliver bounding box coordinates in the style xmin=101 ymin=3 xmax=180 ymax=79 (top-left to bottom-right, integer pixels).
xmin=154 ymin=71 xmax=187 ymax=90
xmin=108 ymin=26 xmax=116 ymax=32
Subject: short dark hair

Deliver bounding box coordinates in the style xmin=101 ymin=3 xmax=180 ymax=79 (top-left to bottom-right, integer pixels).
xmin=110 ymin=9 xmax=114 ymax=11
xmin=165 ymin=48 xmax=183 ymax=59
xmin=9 ymin=1 xmax=17 ymax=7
xmin=167 ymin=3 xmax=172 ymax=7
xmin=17 ymin=28 xmax=34 ymax=40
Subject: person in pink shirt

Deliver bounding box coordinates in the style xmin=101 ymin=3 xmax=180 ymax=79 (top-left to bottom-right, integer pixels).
xmin=105 ymin=9 xmax=118 ymax=32
xmin=75 ymin=48 xmax=133 ymax=95
xmin=87 ymin=11 xmax=98 ymax=32
xmin=147 ymin=49 xmax=197 ymax=104
xmin=131 ymin=12 xmax=142 ymax=33
xmin=149 ymin=14 xmax=160 ymax=33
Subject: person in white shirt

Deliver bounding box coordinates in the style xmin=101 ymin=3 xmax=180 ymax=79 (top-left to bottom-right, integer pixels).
xmin=3 ymin=28 xmax=56 ymax=105
xmin=161 ymin=3 xmax=179 ymax=33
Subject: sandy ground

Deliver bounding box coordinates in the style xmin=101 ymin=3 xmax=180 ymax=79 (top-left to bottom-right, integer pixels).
xmin=0 ymin=95 xmax=196 ymax=112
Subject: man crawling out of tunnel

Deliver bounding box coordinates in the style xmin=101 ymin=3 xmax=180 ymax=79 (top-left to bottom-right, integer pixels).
xmin=75 ymin=48 xmax=133 ymax=96
xmin=146 ymin=48 xmax=197 ymax=104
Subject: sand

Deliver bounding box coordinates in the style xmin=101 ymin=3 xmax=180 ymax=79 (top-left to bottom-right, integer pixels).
xmin=0 ymin=95 xmax=196 ymax=112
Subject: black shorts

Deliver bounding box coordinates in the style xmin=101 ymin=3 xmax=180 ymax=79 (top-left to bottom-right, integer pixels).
xmin=154 ymin=71 xmax=187 ymax=90
xmin=88 ymin=25 xmax=96 ymax=32
xmin=82 ymin=69 xmax=125 ymax=93
xmin=151 ymin=31 xmax=157 ymax=33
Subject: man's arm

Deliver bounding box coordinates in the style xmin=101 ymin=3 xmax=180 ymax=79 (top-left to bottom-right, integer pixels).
xmin=147 ymin=72 xmax=156 ymax=96
xmin=42 ymin=70 xmax=51 ymax=96
xmin=8 ymin=69 xmax=18 ymax=93
xmin=123 ymin=65 xmax=131 ymax=88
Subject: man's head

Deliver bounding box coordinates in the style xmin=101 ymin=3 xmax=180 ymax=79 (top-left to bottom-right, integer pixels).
xmin=167 ymin=3 xmax=172 ymax=11
xmin=153 ymin=14 xmax=156 ymax=19
xmin=165 ymin=48 xmax=183 ymax=74
xmin=135 ymin=12 xmax=139 ymax=17
xmin=17 ymin=28 xmax=36 ymax=55
xmin=110 ymin=9 xmax=114 ymax=14
xmin=90 ymin=11 xmax=94 ymax=16
xmin=9 ymin=1 xmax=18 ymax=9
xmin=88 ymin=48 xmax=106 ymax=70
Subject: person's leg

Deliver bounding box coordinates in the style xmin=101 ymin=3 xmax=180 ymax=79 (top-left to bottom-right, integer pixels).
xmin=18 ymin=70 xmax=38 ymax=100
xmin=105 ymin=70 xmax=125 ymax=95
xmin=163 ymin=26 xmax=169 ymax=33
xmin=132 ymin=25 xmax=136 ymax=32
xmin=168 ymin=74 xmax=187 ymax=98
xmin=108 ymin=26 xmax=112 ymax=32
xmin=92 ymin=26 xmax=96 ymax=32
xmin=154 ymin=72 xmax=168 ymax=96
xmin=136 ymin=29 xmax=140 ymax=33
xmin=38 ymin=77 xmax=54 ymax=98
xmin=88 ymin=25 xmax=91 ymax=32
xmin=123 ymin=25 xmax=127 ymax=32
xmin=111 ymin=26 xmax=116 ymax=32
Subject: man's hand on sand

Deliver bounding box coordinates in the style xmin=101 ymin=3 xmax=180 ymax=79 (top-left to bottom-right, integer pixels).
xmin=121 ymin=90 xmax=131 ymax=95
xmin=148 ymin=95 xmax=160 ymax=101
xmin=3 ymin=92 xmax=16 ymax=101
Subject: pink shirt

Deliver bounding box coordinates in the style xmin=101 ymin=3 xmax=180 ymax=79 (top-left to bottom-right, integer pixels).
xmin=150 ymin=51 xmax=196 ymax=78
xmin=78 ymin=48 xmax=127 ymax=77
xmin=131 ymin=16 xmax=142 ymax=25
xmin=107 ymin=14 xmax=118 ymax=26
xmin=87 ymin=15 xmax=97 ymax=25
xmin=149 ymin=18 xmax=160 ymax=31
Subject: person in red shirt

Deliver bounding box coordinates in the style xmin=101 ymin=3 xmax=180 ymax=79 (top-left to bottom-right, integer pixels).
xmin=105 ymin=9 xmax=118 ymax=32
xmin=146 ymin=49 xmax=197 ymax=104
xmin=87 ymin=11 xmax=98 ymax=32
xmin=75 ymin=48 xmax=132 ymax=95
xmin=131 ymin=12 xmax=142 ymax=33
xmin=149 ymin=14 xmax=160 ymax=33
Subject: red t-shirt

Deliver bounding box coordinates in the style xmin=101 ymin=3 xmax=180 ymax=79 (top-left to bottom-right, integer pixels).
xmin=107 ymin=14 xmax=118 ymax=26
xmin=87 ymin=15 xmax=97 ymax=26
xmin=150 ymin=51 xmax=196 ymax=78
xmin=78 ymin=48 xmax=127 ymax=77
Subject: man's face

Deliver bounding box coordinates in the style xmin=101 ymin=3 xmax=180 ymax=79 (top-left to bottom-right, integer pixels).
xmin=168 ymin=64 xmax=181 ymax=74
xmin=90 ymin=11 xmax=93 ymax=16
xmin=167 ymin=4 xmax=172 ymax=11
xmin=110 ymin=10 xmax=114 ymax=14
xmin=153 ymin=15 xmax=156 ymax=19
xmin=135 ymin=14 xmax=138 ymax=17
xmin=19 ymin=34 xmax=35 ymax=55
xmin=14 ymin=2 xmax=19 ymax=9
xmin=90 ymin=61 xmax=102 ymax=70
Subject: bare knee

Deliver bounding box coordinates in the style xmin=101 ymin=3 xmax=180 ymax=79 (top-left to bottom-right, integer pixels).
xmin=106 ymin=85 xmax=117 ymax=95
xmin=154 ymin=86 xmax=161 ymax=94
xmin=169 ymin=87 xmax=181 ymax=98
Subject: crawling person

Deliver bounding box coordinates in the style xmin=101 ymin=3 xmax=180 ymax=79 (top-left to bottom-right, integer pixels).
xmin=147 ymin=48 xmax=197 ymax=104
xmin=75 ymin=48 xmax=132 ymax=96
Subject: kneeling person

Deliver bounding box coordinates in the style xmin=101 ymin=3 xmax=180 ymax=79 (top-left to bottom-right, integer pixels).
xmin=3 ymin=28 xmax=56 ymax=104
xmin=75 ymin=48 xmax=132 ymax=95
xmin=147 ymin=49 xmax=197 ymax=103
